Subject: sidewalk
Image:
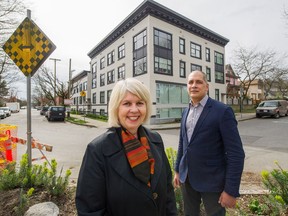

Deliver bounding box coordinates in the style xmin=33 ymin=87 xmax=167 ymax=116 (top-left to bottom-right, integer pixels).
xmin=70 ymin=112 xmax=256 ymax=130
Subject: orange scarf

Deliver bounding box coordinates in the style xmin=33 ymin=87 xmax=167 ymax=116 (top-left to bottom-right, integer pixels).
xmin=121 ymin=126 xmax=155 ymax=187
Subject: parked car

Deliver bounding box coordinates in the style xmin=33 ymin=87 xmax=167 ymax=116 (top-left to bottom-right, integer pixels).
xmin=0 ymin=110 xmax=6 ymax=119
xmin=46 ymin=106 xmax=66 ymax=121
xmin=256 ymin=100 xmax=288 ymax=118
xmin=40 ymin=106 xmax=49 ymax=115
xmin=0 ymin=107 xmax=11 ymax=117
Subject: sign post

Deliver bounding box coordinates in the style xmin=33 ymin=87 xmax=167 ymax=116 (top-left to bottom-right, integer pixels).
xmin=2 ymin=10 xmax=56 ymax=167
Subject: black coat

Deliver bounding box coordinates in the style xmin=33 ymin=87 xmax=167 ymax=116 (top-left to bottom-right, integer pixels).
xmin=76 ymin=127 xmax=177 ymax=216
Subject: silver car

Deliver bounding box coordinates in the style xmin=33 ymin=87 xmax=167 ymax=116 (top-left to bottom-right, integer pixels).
xmin=256 ymin=100 xmax=288 ymax=118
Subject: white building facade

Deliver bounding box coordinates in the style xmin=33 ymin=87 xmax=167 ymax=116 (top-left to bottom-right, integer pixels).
xmin=86 ymin=0 xmax=229 ymax=124
xmin=70 ymin=70 xmax=89 ymax=113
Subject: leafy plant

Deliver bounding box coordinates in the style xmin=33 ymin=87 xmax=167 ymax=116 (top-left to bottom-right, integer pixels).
xmin=14 ymin=187 xmax=34 ymax=216
xmin=248 ymin=199 xmax=265 ymax=215
xmin=261 ymin=161 xmax=288 ymax=205
xmin=0 ymin=154 xmax=71 ymax=197
xmin=165 ymin=147 xmax=184 ymax=214
xmin=261 ymin=161 xmax=288 ymax=214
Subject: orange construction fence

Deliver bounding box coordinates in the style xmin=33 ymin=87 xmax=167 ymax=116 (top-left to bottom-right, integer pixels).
xmin=0 ymin=124 xmax=53 ymax=166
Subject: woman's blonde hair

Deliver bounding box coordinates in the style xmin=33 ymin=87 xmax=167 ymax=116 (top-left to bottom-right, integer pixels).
xmin=108 ymin=78 xmax=152 ymax=127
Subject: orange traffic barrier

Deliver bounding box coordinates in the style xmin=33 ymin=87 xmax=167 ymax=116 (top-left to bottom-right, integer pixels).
xmin=0 ymin=124 xmax=17 ymax=165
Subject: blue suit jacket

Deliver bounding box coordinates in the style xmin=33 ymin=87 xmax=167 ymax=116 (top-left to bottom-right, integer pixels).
xmin=175 ymin=97 xmax=245 ymax=197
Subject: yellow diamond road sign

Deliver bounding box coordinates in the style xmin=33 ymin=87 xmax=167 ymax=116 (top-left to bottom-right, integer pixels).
xmin=80 ymin=90 xmax=86 ymax=97
xmin=2 ymin=17 xmax=56 ymax=76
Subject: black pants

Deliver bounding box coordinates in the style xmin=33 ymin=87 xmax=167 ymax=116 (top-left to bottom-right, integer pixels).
xmin=180 ymin=178 xmax=226 ymax=216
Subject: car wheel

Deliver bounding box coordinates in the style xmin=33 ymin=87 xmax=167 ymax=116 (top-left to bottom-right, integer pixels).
xmin=274 ymin=112 xmax=280 ymax=119
xmin=256 ymin=114 xmax=261 ymax=118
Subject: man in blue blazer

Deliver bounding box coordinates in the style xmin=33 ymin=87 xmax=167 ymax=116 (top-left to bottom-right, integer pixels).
xmin=174 ymin=70 xmax=245 ymax=216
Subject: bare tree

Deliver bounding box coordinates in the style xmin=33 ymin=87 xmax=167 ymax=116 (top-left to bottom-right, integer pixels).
xmin=261 ymin=67 xmax=288 ymax=99
xmin=284 ymin=6 xmax=288 ymax=31
xmin=232 ymin=46 xmax=280 ymax=100
xmin=32 ymin=66 xmax=68 ymax=106
xmin=277 ymin=75 xmax=288 ymax=98
xmin=0 ymin=0 xmax=26 ymax=97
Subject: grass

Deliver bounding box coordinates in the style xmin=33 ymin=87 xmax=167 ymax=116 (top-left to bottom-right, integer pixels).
xmin=66 ymin=116 xmax=87 ymax=125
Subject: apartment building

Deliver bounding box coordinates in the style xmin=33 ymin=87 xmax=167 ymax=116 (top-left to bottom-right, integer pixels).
xmin=70 ymin=70 xmax=89 ymax=113
xmin=86 ymin=0 xmax=229 ymax=124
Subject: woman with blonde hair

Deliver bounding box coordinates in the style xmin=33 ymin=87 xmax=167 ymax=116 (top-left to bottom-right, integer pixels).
xmin=76 ymin=78 xmax=177 ymax=216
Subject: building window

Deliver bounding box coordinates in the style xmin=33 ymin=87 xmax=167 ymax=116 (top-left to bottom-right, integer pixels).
xmin=118 ymin=43 xmax=125 ymax=59
xmin=92 ymin=93 xmax=96 ymax=104
xmin=153 ymin=29 xmax=173 ymax=76
xmin=215 ymin=51 xmax=224 ymax=83
xmin=83 ymin=81 xmax=87 ymax=90
xmin=92 ymin=62 xmax=97 ymax=89
xmin=179 ymin=38 xmax=185 ymax=54
xmin=154 ymin=57 xmax=172 ymax=75
xmin=154 ymin=29 xmax=172 ymax=49
xmin=206 ymin=48 xmax=210 ymax=62
xmin=215 ymin=51 xmax=224 ymax=65
xmin=100 ymin=91 xmax=105 ymax=104
xmin=73 ymin=97 xmax=77 ymax=105
xmin=100 ymin=74 xmax=105 ymax=86
xmin=206 ymin=67 xmax=211 ymax=82
xmin=134 ymin=29 xmax=147 ymax=50
xmin=190 ymin=42 xmax=201 ymax=59
xmin=107 ymin=70 xmax=115 ymax=84
xmin=100 ymin=57 xmax=105 ymax=69
xmin=215 ymin=89 xmax=220 ymax=101
xmin=92 ymin=62 xmax=97 ymax=73
xmin=134 ymin=57 xmax=147 ymax=76
xmin=133 ymin=30 xmax=147 ymax=76
xmin=107 ymin=50 xmax=115 ymax=66
xmin=79 ymin=83 xmax=83 ymax=92
xmin=191 ymin=64 xmax=202 ymax=72
xmin=179 ymin=61 xmax=186 ymax=78
xmin=92 ymin=72 xmax=97 ymax=89
xmin=215 ymin=71 xmax=224 ymax=83
xmin=118 ymin=65 xmax=125 ymax=80
xmin=156 ymin=82 xmax=189 ymax=104
xmin=107 ymin=90 xmax=112 ymax=104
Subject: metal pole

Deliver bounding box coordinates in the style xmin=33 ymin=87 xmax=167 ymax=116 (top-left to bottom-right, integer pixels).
xmin=68 ymin=58 xmax=72 ymax=98
xmin=26 ymin=9 xmax=32 ymax=167
xmin=49 ymin=58 xmax=61 ymax=104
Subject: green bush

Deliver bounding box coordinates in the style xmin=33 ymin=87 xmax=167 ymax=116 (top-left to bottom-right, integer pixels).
xmin=0 ymin=154 xmax=71 ymax=196
xmin=261 ymin=161 xmax=288 ymax=214
xmin=165 ymin=147 xmax=184 ymax=214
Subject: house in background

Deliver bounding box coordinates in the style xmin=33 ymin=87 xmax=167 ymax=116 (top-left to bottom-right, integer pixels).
xmin=245 ymin=79 xmax=264 ymax=104
xmin=225 ymin=64 xmax=241 ymax=105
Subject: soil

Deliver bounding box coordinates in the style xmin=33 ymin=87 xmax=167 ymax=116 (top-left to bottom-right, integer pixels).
xmin=0 ymin=172 xmax=286 ymax=216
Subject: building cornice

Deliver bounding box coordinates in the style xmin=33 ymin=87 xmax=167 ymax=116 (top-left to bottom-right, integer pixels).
xmin=71 ymin=70 xmax=90 ymax=82
xmin=88 ymin=0 xmax=229 ymax=59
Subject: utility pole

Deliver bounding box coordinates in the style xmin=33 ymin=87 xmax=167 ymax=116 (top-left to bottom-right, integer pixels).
xmin=49 ymin=58 xmax=61 ymax=104
xmin=68 ymin=58 xmax=75 ymax=99
xmin=67 ymin=58 xmax=75 ymax=117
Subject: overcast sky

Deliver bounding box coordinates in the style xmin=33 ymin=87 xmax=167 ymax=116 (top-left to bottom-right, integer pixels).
xmin=14 ymin=0 xmax=288 ymax=98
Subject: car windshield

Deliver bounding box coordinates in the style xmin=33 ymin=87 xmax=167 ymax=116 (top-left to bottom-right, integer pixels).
xmin=259 ymin=101 xmax=278 ymax=107
xmin=50 ymin=107 xmax=65 ymax=111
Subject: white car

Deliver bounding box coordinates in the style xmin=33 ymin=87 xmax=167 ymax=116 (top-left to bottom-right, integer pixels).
xmin=0 ymin=110 xmax=6 ymax=119
xmin=0 ymin=107 xmax=11 ymax=117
